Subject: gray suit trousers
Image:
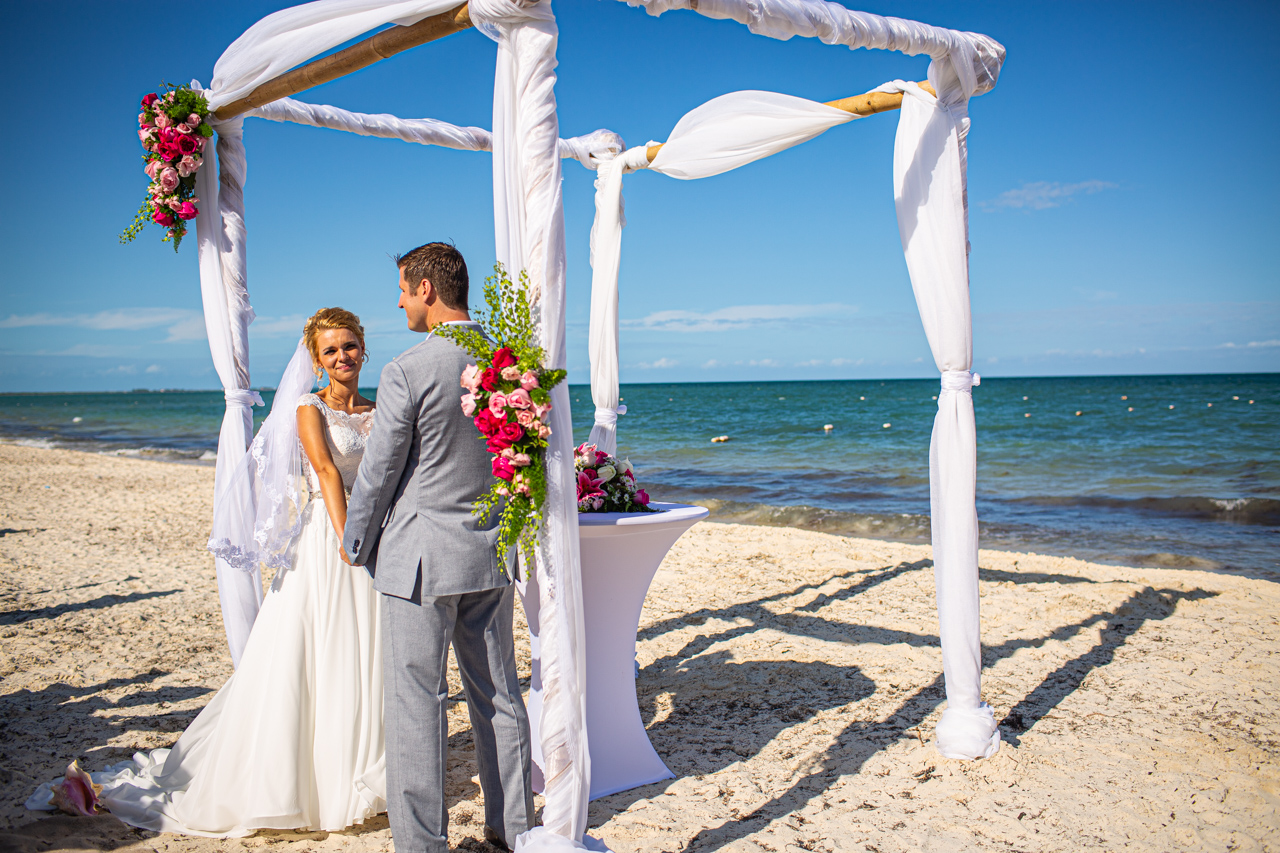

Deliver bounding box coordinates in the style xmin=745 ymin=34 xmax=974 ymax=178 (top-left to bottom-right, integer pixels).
xmin=381 ymin=584 xmax=534 ymax=853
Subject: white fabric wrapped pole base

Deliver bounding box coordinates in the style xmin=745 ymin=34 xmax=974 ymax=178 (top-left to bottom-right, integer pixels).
xmin=519 ymin=503 xmax=707 ymax=800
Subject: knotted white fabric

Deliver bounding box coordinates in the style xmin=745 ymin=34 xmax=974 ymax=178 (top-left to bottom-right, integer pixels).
xmin=586 ymin=145 xmax=648 ymax=455
xmin=940 ymin=370 xmax=979 ymax=393
xmin=224 ymin=389 xmax=266 ymax=408
xmin=191 ymin=105 xmax=265 ymax=669
xmin=468 ymin=0 xmax=597 ymax=849
xmin=887 ymin=74 xmax=999 ymax=759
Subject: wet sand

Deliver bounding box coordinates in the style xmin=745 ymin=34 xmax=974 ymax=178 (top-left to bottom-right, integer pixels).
xmin=1 ymin=443 xmax=1276 ymax=852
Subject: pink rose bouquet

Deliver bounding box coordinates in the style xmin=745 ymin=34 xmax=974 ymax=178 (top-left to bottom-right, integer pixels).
xmin=120 ymin=85 xmax=214 ymax=251
xmin=437 ymin=266 xmax=567 ymax=572
xmin=574 ymin=443 xmax=656 ymax=513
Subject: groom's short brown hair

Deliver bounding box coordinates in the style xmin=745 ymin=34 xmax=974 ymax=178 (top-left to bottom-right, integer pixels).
xmin=395 ymin=242 xmax=469 ymax=310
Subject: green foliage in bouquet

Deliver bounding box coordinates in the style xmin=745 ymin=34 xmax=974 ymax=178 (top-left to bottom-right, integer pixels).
xmin=437 ymin=265 xmax=567 ymax=572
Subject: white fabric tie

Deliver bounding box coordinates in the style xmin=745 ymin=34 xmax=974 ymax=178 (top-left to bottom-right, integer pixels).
xmin=940 ymin=370 xmax=979 ymax=393
xmin=592 ymin=404 xmax=627 ymax=428
xmin=224 ymin=389 xmax=265 ymax=408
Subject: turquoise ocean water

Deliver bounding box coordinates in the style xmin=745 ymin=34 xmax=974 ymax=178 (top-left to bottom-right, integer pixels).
xmin=2 ymin=374 xmax=1276 ymax=578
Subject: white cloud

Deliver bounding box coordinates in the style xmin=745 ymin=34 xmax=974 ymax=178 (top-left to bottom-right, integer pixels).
xmin=1217 ymin=340 xmax=1280 ymax=349
xmin=250 ymin=314 xmax=310 ymax=338
xmin=0 ymin=308 xmax=206 ymax=342
xmin=1075 ymin=287 xmax=1119 ymax=302
xmin=635 ymin=357 xmax=679 ymax=369
xmin=702 ymin=359 xmax=721 ymax=369
xmin=796 ymin=357 xmax=862 ymax=367
xmin=145 ymin=364 xmax=162 ymax=373
xmin=623 ymin=303 xmax=857 ymax=333
xmin=980 ymin=180 xmax=1116 ymax=212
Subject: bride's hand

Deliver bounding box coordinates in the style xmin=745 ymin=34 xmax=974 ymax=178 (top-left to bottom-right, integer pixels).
xmin=340 ymin=545 xmax=353 ymax=566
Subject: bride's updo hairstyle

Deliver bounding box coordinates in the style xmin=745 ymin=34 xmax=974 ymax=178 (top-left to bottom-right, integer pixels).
xmin=303 ymin=307 xmax=369 ymax=378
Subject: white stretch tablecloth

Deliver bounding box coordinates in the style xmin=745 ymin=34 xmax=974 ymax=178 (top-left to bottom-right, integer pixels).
xmin=520 ymin=502 xmax=708 ymax=799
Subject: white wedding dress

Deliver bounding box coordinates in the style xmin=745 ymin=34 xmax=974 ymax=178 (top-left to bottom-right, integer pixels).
xmin=63 ymin=394 xmax=385 ymax=837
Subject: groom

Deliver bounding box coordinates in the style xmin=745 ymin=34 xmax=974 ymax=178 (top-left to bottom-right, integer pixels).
xmin=344 ymin=242 xmax=534 ymax=853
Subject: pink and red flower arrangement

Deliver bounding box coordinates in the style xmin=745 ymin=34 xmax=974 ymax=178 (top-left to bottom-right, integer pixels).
xmin=575 ymin=443 xmax=655 ymax=513
xmin=438 ymin=267 xmax=566 ymax=567
xmin=120 ymin=85 xmax=214 ymax=251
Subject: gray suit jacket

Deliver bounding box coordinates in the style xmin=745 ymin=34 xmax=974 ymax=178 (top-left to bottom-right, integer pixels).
xmin=344 ymin=324 xmax=511 ymax=599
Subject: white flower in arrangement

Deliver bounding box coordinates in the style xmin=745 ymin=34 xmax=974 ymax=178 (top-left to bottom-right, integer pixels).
xmin=597 ymin=464 xmax=616 ymax=483
xmin=621 ymin=459 xmax=635 ymax=477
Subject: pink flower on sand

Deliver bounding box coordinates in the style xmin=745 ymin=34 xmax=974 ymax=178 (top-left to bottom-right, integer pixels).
xmin=516 ymin=410 xmax=535 ymax=428
xmin=177 ymin=155 xmax=200 ymax=178
xmin=154 ymin=112 xmax=171 ymax=129
xmin=158 ymin=168 xmax=179 ymax=192
xmin=187 ymin=113 xmax=201 ymax=127
xmin=461 ymin=364 xmax=483 ymax=393
xmin=177 ymin=202 xmax=198 ymax=221
xmin=506 ymin=388 xmax=532 ymax=410
xmin=520 ymin=370 xmax=539 ymax=390
xmin=488 ymin=393 xmax=507 ymax=417
xmin=461 ymin=393 xmax=477 ymax=416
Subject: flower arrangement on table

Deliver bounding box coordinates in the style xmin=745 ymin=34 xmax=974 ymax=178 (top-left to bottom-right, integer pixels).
xmin=575 ymin=443 xmax=656 ymax=513
xmin=440 ymin=266 xmax=566 ymax=566
xmin=120 ymin=85 xmax=214 ymax=251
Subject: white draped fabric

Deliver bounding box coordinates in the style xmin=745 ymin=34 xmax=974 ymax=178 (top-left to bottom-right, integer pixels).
xmin=208 ymin=0 xmax=463 ymax=109
xmin=246 ymin=96 xmax=626 ymax=168
xmin=468 ymin=1 xmax=596 ymax=851
xmin=885 ymin=75 xmax=999 ymax=759
xmin=193 ymin=111 xmax=265 ymax=668
xmin=619 ymin=0 xmax=1002 ymax=98
xmin=581 ymin=81 xmax=1000 ymax=758
xmin=584 ymin=145 xmax=646 ymax=455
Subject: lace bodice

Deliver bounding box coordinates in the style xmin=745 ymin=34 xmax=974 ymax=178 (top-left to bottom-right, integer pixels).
xmin=298 ymin=393 xmax=375 ymax=496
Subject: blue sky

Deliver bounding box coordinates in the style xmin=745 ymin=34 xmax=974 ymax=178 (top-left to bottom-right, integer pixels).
xmin=0 ymin=0 xmax=1277 ymax=392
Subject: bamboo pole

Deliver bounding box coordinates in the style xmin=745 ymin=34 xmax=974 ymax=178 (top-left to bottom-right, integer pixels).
xmin=645 ymin=80 xmax=936 ymax=162
xmin=213 ymin=3 xmax=473 ymax=121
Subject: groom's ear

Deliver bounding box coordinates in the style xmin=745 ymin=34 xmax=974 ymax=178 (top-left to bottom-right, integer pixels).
xmin=418 ymin=277 xmax=437 ymax=305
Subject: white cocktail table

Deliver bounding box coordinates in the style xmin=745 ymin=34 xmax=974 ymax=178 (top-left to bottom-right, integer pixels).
xmin=519 ymin=502 xmax=708 ymax=799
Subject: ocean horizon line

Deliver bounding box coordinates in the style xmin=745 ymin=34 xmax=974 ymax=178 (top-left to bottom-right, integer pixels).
xmin=2 ymin=369 xmax=1277 ymax=397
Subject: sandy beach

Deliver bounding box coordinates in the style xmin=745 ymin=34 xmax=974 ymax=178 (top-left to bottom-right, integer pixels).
xmin=1 ymin=442 xmax=1277 ymax=853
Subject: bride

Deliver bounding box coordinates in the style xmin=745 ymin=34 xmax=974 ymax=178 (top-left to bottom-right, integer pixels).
xmin=46 ymin=308 xmax=385 ymax=836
